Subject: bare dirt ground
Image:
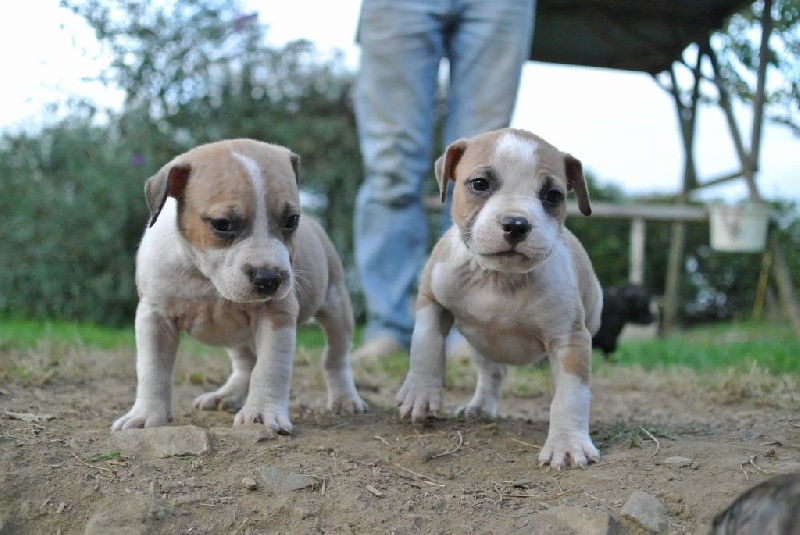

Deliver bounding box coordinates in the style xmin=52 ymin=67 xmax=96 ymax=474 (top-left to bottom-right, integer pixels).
xmin=1 ymin=340 xmax=799 ymax=534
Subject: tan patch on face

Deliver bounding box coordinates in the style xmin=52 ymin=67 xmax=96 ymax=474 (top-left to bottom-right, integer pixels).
xmin=176 ymin=144 xmax=255 ymax=250
xmin=445 ymin=129 xmax=572 ymax=232
xmin=449 ymin=140 xmax=497 ymax=228
xmin=561 ymin=346 xmax=590 ymax=384
xmin=176 ymin=140 xmax=300 ymax=251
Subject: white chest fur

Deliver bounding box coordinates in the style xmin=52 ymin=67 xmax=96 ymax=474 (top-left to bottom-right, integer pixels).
xmin=430 ymin=241 xmax=580 ymax=364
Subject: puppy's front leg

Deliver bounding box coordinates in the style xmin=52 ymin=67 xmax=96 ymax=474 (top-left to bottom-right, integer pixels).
xmin=396 ymin=296 xmax=453 ymax=420
xmin=539 ymin=332 xmax=600 ymax=469
xmin=112 ymin=302 xmax=179 ymax=430
xmin=234 ymin=311 xmax=296 ymax=433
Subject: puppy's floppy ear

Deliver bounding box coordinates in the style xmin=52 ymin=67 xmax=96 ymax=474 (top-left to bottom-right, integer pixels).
xmin=289 ymin=152 xmax=300 ymax=184
xmin=435 ymin=139 xmax=468 ymax=203
xmin=144 ymin=163 xmax=191 ymax=227
xmin=564 ymin=154 xmax=591 ymax=216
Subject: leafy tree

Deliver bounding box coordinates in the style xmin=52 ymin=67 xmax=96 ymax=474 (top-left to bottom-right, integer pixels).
xmin=716 ymin=0 xmax=800 ymax=135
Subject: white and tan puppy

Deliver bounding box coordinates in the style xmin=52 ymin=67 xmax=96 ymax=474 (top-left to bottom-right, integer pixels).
xmin=396 ymin=128 xmax=602 ymax=469
xmin=112 ymin=139 xmax=366 ymax=433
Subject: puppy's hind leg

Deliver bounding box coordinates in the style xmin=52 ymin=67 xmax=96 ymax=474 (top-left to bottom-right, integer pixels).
xmin=455 ymin=349 xmax=506 ymax=419
xmin=314 ymin=284 xmax=367 ymax=414
xmin=194 ymin=346 xmax=255 ymax=412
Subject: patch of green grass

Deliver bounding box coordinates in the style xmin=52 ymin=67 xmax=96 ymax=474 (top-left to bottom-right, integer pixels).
xmin=610 ymin=321 xmax=799 ymax=374
xmin=296 ymin=324 xmax=328 ymax=351
xmin=0 ymin=319 xmax=134 ymax=351
xmin=2 ymin=319 xmax=796 ymax=376
xmin=595 ymin=423 xmax=676 ymax=449
xmin=0 ymin=319 xmax=343 ymax=358
xmin=86 ymin=452 xmax=125 ymax=463
xmin=163 ymin=454 xmax=197 ymax=461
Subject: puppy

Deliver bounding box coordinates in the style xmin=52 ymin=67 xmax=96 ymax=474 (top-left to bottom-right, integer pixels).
xmin=396 ymin=128 xmax=602 ymax=469
xmin=711 ymin=472 xmax=800 ymax=534
xmin=112 ymin=139 xmax=366 ymax=433
xmin=592 ymin=283 xmax=655 ymax=358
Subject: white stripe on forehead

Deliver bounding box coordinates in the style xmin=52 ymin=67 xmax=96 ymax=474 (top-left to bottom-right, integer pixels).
xmin=232 ymin=151 xmax=268 ymax=230
xmin=495 ymin=132 xmax=538 ymax=164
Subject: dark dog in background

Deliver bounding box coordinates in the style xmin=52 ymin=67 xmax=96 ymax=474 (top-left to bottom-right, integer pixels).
xmin=711 ymin=472 xmax=800 ymax=534
xmin=592 ymin=283 xmax=655 ymax=358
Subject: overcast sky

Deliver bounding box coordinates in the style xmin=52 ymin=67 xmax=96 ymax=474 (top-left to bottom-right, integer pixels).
xmin=2 ymin=0 xmax=798 ymax=204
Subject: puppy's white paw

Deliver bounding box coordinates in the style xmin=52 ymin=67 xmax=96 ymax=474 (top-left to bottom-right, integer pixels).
xmin=194 ymin=388 xmax=247 ymax=413
xmin=234 ymin=406 xmax=293 ymax=434
xmin=454 ymin=403 xmax=497 ymax=419
xmin=538 ymin=432 xmax=600 ymax=470
xmin=396 ymin=377 xmax=443 ymax=420
xmin=111 ymin=407 xmax=171 ymax=431
xmin=328 ymin=389 xmax=368 ymax=414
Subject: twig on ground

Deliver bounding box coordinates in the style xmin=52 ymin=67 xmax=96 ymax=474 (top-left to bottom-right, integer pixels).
xmin=510 ymin=437 xmax=542 ymax=450
xmin=374 ymin=435 xmax=392 ymax=447
xmin=232 ymin=518 xmax=248 ymax=534
xmin=640 ymin=427 xmax=660 ymax=458
xmin=429 ymin=431 xmax=464 ymax=460
xmin=740 ymin=455 xmax=770 ymax=480
xmin=740 ymin=460 xmax=751 ymax=480
xmin=394 ymin=463 xmax=445 ymax=487
xmin=70 ymin=452 xmax=116 ymax=476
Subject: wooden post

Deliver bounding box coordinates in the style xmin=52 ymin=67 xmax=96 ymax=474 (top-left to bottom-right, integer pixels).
xmin=661 ymin=57 xmax=702 ymax=333
xmin=663 ymin=219 xmax=686 ymax=333
xmin=629 ymin=217 xmax=645 ymax=284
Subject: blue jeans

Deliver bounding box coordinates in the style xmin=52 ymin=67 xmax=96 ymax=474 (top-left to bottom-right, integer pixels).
xmin=354 ymin=0 xmax=536 ymax=348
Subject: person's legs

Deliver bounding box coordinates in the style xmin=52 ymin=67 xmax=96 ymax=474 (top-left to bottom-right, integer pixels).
xmin=354 ymin=0 xmax=447 ymax=353
xmin=439 ymin=0 xmax=536 ymax=231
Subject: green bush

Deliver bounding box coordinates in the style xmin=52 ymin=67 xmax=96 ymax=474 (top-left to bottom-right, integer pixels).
xmin=0 ymin=108 xmax=148 ymax=325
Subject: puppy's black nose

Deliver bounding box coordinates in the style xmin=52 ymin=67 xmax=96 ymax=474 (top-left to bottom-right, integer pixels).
xmin=247 ymin=266 xmax=283 ymax=295
xmin=501 ymin=216 xmax=532 ymax=244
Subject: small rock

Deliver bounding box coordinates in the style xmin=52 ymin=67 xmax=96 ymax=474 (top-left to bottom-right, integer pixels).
xmin=544 ymin=506 xmax=624 ymax=535
xmin=242 ymin=477 xmax=258 ymax=491
xmin=258 ymin=466 xmax=318 ymax=493
xmin=366 ymin=484 xmax=383 ymax=497
xmin=664 ymin=456 xmax=693 ymax=468
xmin=213 ymin=425 xmax=277 ymax=446
xmin=620 ymin=491 xmax=669 ymax=533
xmin=110 ymin=425 xmax=211 ymax=458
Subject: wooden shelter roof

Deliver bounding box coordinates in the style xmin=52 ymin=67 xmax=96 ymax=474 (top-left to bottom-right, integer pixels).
xmin=530 ymin=0 xmax=750 ymax=73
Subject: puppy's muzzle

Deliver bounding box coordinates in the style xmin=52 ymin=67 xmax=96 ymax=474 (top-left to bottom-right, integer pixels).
xmin=246 ymin=266 xmax=283 ymax=296
xmin=501 ymin=216 xmax=532 ymax=245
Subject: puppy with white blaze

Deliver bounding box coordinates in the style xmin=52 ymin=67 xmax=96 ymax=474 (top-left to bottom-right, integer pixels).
xmin=113 ymin=139 xmax=366 ymax=434
xmin=396 ymin=128 xmax=602 ymax=469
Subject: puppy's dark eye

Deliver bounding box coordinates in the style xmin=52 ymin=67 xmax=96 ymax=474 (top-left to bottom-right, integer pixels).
xmin=541 ymin=189 xmax=564 ymax=206
xmin=468 ymin=177 xmax=491 ymax=194
xmin=283 ymin=214 xmax=300 ymax=232
xmin=209 ymin=218 xmax=237 ymax=234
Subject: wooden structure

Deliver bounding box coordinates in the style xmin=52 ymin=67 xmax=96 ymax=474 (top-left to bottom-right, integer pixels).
xmin=566 ymin=202 xmax=707 ymax=285
xmin=529 ymin=0 xmax=799 ymax=337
